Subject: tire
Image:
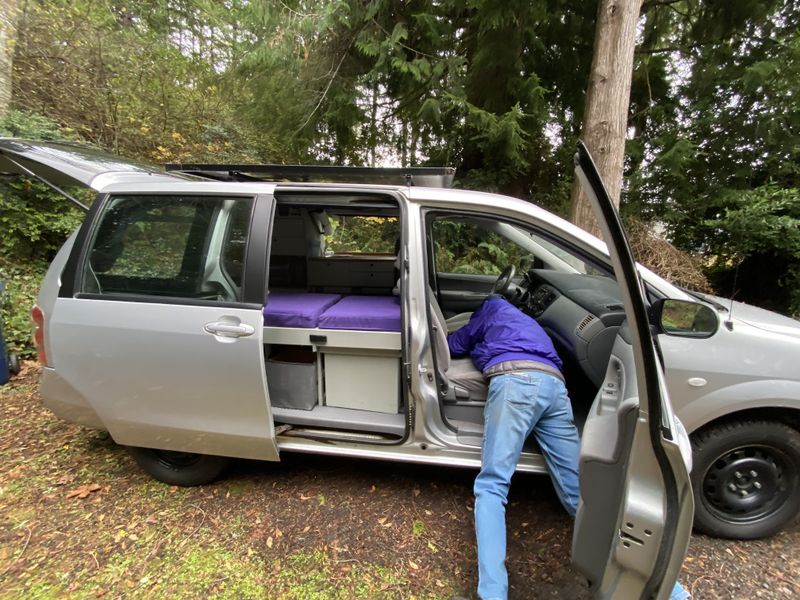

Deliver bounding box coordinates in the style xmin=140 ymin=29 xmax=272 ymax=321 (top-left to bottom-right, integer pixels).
xmin=691 ymin=420 xmax=800 ymax=540
xmin=8 ymin=353 xmax=20 ymax=375
xmin=128 ymin=447 xmax=230 ymax=486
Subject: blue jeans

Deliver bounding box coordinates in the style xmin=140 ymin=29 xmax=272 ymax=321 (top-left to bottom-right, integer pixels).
xmin=473 ymin=371 xmax=690 ymax=600
xmin=474 ymin=371 xmax=581 ymax=599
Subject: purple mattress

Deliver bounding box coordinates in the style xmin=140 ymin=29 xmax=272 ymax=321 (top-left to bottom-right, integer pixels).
xmin=318 ymin=295 xmax=401 ymax=332
xmin=263 ymin=293 xmax=342 ymax=328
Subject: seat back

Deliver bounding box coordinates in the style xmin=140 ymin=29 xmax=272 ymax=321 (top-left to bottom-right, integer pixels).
xmin=428 ymin=289 xmax=451 ymax=375
xmin=428 ymin=289 xmax=489 ymax=401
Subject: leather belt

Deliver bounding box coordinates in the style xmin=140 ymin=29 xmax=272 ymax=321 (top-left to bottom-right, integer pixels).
xmin=484 ymin=360 xmax=565 ymax=383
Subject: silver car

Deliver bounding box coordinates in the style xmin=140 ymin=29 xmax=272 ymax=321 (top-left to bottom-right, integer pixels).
xmin=0 ymin=136 xmax=785 ymax=595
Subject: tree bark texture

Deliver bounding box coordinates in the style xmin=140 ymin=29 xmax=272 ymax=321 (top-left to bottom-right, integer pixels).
xmin=570 ymin=0 xmax=643 ymax=238
xmin=0 ymin=0 xmax=19 ymax=116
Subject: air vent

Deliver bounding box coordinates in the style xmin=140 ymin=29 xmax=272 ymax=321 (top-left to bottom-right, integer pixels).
xmin=576 ymin=314 xmax=596 ymax=333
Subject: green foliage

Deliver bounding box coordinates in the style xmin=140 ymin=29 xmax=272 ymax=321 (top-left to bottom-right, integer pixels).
xmin=0 ymin=259 xmax=44 ymax=358
xmin=5 ymin=0 xmax=800 ymax=318
xmin=432 ymin=220 xmax=528 ymax=276
xmin=0 ymin=110 xmax=85 ymax=261
xmin=14 ymin=0 xmax=260 ymax=164
xmin=326 ymin=216 xmax=399 ymax=254
xmin=0 ymin=111 xmax=84 ymax=356
xmin=624 ymin=0 xmax=800 ymax=316
xmin=705 ymin=185 xmax=800 ymax=316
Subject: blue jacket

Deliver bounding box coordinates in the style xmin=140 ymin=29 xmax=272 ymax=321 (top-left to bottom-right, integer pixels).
xmin=447 ymin=295 xmax=562 ymax=373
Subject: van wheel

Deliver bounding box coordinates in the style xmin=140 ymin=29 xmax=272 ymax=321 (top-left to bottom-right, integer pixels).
xmin=691 ymin=420 xmax=800 ymax=539
xmin=8 ymin=352 xmax=20 ymax=375
xmin=128 ymin=447 xmax=230 ymax=486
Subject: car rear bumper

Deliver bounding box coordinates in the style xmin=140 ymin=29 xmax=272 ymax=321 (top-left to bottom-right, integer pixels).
xmin=40 ymin=367 xmax=105 ymax=429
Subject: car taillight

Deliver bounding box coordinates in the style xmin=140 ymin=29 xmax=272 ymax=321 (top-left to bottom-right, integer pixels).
xmin=31 ymin=304 xmax=47 ymax=366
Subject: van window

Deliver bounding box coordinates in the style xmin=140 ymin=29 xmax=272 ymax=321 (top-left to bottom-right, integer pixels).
xmin=431 ymin=218 xmax=532 ymax=276
xmin=81 ymin=196 xmax=253 ymax=301
xmin=325 ymin=215 xmax=399 ymax=255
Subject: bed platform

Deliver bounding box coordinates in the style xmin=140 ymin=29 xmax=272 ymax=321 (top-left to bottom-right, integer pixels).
xmin=263 ymin=293 xmax=402 ymax=420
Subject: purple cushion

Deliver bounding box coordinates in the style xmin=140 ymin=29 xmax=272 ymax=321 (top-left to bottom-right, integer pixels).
xmin=318 ymin=295 xmax=401 ymax=332
xmin=263 ymin=293 xmax=342 ymax=328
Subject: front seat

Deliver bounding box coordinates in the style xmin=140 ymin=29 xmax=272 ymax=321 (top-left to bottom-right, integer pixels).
xmin=428 ymin=290 xmax=488 ymax=400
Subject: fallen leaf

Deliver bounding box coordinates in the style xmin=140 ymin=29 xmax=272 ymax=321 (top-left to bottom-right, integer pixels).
xmin=408 ymin=560 xmax=419 ymax=570
xmin=274 ymin=528 xmax=283 ymax=539
xmin=302 ymin=526 xmax=311 ymax=533
xmin=66 ymin=483 xmax=102 ymax=499
xmin=266 ymin=536 xmax=273 ymax=548
xmin=55 ymin=473 xmax=74 ymax=486
xmin=435 ymin=580 xmax=445 ymax=588
xmin=378 ymin=517 xmax=387 ymax=524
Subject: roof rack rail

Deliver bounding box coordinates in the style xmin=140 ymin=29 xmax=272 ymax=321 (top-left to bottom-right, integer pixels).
xmin=163 ymin=163 xmax=455 ymax=188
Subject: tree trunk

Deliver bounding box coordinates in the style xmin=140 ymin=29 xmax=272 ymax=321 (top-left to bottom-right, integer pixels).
xmin=569 ymin=0 xmax=642 ymax=237
xmin=0 ymin=0 xmax=20 ymax=116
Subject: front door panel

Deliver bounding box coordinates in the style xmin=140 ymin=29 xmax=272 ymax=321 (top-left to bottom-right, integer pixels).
xmin=571 ymin=143 xmax=693 ymax=599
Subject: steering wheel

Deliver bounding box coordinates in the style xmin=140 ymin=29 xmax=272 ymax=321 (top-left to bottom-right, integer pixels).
xmin=492 ymin=264 xmax=516 ymax=296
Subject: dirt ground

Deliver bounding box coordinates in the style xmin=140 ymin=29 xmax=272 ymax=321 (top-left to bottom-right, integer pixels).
xmin=1 ymin=363 xmax=798 ymax=599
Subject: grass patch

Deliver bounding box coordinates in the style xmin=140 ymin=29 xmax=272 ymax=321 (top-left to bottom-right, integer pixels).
xmin=1 ymin=367 xmax=459 ymax=600
xmin=274 ymin=550 xmax=416 ymax=600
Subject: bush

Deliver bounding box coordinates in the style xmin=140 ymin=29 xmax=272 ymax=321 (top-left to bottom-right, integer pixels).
xmin=705 ymin=185 xmax=800 ymax=318
xmin=0 ymin=259 xmax=46 ymax=358
xmin=0 ymin=111 xmax=84 ymax=356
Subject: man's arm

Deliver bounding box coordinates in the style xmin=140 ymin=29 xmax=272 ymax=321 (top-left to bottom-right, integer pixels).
xmin=447 ymin=304 xmax=483 ymax=357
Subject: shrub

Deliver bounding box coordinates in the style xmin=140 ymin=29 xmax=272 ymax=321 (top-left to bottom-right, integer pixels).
xmin=0 ymin=110 xmax=84 ymax=356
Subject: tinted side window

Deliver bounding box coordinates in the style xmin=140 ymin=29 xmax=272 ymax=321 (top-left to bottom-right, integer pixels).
xmin=82 ymin=196 xmax=253 ymax=302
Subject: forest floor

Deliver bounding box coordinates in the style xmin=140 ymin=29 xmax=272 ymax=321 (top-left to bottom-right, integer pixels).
xmin=1 ymin=363 xmax=798 ymax=599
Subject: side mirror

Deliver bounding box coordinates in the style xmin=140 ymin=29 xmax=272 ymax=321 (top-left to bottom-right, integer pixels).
xmin=652 ymin=298 xmax=719 ymax=338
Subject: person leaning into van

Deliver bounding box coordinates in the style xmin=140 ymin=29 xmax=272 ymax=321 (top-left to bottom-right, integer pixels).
xmin=447 ymin=294 xmax=690 ymax=600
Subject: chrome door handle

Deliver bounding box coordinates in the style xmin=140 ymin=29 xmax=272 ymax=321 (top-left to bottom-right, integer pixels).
xmin=204 ymin=321 xmax=255 ymax=338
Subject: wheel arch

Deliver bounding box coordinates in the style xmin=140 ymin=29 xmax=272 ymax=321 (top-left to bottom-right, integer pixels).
xmin=678 ymin=379 xmax=800 ymax=436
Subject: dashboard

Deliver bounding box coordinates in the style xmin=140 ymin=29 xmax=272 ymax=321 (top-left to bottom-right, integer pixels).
xmin=517 ymin=269 xmax=627 ymax=387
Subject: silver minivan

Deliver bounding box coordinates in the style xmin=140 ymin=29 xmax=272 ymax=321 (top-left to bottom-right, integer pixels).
xmin=0 ymin=136 xmax=779 ymax=597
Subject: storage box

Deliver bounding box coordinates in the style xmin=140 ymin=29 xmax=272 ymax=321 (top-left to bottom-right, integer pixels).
xmin=266 ymin=346 xmax=318 ymax=410
xmin=323 ymin=351 xmax=399 ymax=413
